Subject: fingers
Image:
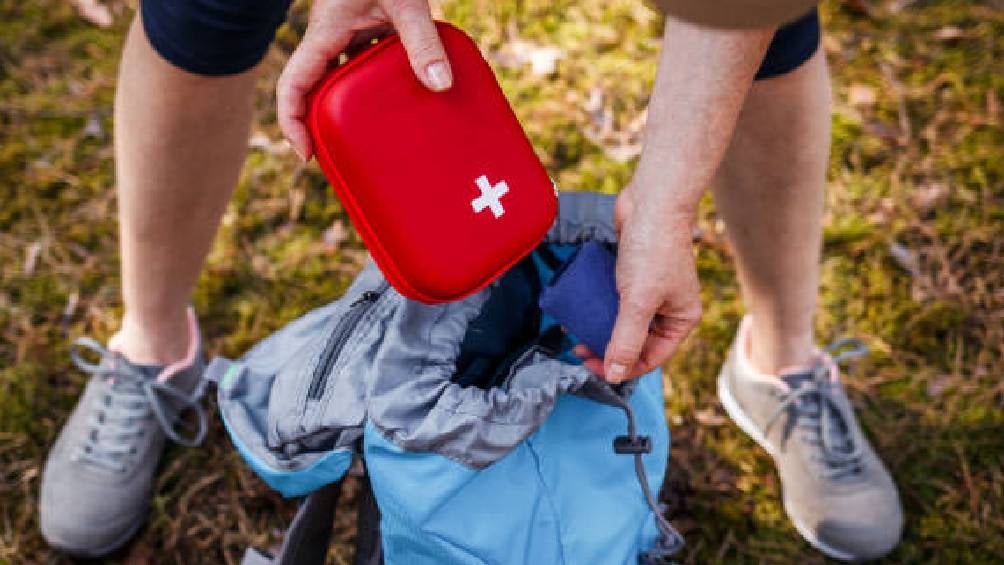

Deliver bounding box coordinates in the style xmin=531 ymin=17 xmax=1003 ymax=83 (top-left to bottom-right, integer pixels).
xmin=582 ymin=357 xmax=605 ymax=375
xmin=572 ymin=344 xmax=605 ymax=376
xmin=631 ymin=309 xmax=700 ymax=374
xmin=277 ymin=16 xmax=353 ymax=161
xmin=604 ymin=290 xmax=657 ymax=383
xmin=381 ymin=0 xmax=452 ymax=90
xmin=572 ymin=308 xmax=699 ymax=383
xmin=344 ymin=24 xmax=394 ymax=57
xmin=278 ymin=0 xmax=448 ymax=159
xmin=603 ymin=288 xmax=702 ymax=383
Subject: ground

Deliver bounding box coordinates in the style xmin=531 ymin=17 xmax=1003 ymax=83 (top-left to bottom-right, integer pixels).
xmin=1 ymin=0 xmax=1002 ymax=563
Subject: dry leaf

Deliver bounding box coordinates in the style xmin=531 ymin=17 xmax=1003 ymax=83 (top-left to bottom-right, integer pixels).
xmin=495 ymin=40 xmax=564 ymax=76
xmin=867 ymin=197 xmax=897 ymax=225
xmin=695 ymin=407 xmax=727 ymax=427
xmin=584 ymin=87 xmax=612 ymax=134
xmin=889 ymin=242 xmax=920 ymax=277
xmin=603 ymin=143 xmax=642 ymax=163
xmin=848 ymin=84 xmax=877 ymax=108
xmin=62 ymin=291 xmax=79 ymax=323
xmin=71 ymin=0 xmax=113 ymax=28
xmin=863 ymin=121 xmax=902 ymax=144
xmin=123 ymin=539 xmax=155 ymax=565
xmin=843 ymin=0 xmax=877 ymax=16
xmin=987 ymin=88 xmax=1000 ymax=124
xmin=249 ymin=131 xmax=291 ymax=155
xmin=932 ymin=26 xmax=964 ymax=41
xmin=926 ymin=375 xmax=953 ymax=398
xmin=323 ymin=220 xmax=349 ymax=250
xmin=710 ymin=468 xmax=735 ymax=489
xmin=886 ymin=0 xmax=916 ymax=14
xmin=909 ymin=183 xmax=949 ymax=214
xmin=24 ymin=241 xmax=42 ymax=274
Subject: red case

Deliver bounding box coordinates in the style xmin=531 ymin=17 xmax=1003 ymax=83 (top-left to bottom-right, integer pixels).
xmin=307 ymin=22 xmax=557 ymax=304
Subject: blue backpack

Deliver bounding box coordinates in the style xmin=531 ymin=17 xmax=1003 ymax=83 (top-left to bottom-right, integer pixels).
xmin=207 ymin=192 xmax=683 ymax=565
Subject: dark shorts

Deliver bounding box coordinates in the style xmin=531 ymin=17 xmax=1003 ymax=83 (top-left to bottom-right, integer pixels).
xmin=142 ymin=0 xmax=819 ymax=80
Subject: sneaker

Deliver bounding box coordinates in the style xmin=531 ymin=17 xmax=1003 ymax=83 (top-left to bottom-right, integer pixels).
xmin=717 ymin=316 xmax=903 ymax=561
xmin=40 ymin=308 xmax=207 ymax=557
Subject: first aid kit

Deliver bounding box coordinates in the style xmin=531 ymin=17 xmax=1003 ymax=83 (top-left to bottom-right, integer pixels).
xmin=307 ymin=22 xmax=557 ymax=304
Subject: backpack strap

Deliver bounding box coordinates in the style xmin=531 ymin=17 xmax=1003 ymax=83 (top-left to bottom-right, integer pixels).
xmin=241 ymin=481 xmax=343 ymax=565
xmin=353 ymin=470 xmax=384 ymax=565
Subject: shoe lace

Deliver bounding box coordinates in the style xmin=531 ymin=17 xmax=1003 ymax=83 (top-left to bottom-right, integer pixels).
xmin=69 ymin=337 xmax=207 ymax=473
xmin=764 ymin=338 xmax=869 ymax=480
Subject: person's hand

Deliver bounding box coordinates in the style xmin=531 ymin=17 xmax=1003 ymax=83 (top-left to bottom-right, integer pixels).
xmin=575 ymin=186 xmax=702 ymax=383
xmin=278 ymin=0 xmax=452 ymax=161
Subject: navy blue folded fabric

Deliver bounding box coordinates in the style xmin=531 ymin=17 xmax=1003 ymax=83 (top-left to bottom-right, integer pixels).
xmin=538 ymin=241 xmax=619 ymax=358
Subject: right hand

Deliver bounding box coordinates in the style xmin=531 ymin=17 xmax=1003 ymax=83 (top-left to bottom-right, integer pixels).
xmin=576 ymin=186 xmax=703 ymax=383
xmin=277 ymin=0 xmax=452 ymax=162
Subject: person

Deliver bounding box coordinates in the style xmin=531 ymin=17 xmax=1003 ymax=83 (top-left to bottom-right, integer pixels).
xmin=39 ymin=0 xmax=902 ymax=561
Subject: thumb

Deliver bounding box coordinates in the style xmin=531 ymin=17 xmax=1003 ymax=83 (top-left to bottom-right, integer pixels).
xmin=383 ymin=0 xmax=452 ymax=91
xmin=604 ymin=292 xmax=655 ymax=383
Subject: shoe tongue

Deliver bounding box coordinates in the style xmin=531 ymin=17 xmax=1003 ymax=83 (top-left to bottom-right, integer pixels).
xmin=107 ymin=353 xmax=162 ymax=381
xmin=782 ymin=367 xmax=857 ymax=458
xmin=779 ymin=370 xmax=814 ymax=390
xmin=134 ymin=363 xmax=163 ymax=380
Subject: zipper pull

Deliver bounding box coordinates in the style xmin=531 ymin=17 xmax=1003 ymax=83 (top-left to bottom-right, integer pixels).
xmin=350 ymin=290 xmax=381 ymax=307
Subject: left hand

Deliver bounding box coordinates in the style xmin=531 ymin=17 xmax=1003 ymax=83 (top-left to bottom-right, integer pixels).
xmin=277 ymin=0 xmax=452 ymax=162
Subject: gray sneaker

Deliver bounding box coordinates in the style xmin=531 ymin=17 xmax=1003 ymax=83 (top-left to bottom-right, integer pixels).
xmin=717 ymin=317 xmax=903 ymax=561
xmin=40 ymin=310 xmax=207 ymax=557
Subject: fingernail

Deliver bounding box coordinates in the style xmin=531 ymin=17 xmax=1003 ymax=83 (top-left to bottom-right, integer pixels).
xmin=608 ymin=363 xmax=627 ymax=382
xmin=426 ymin=61 xmax=451 ymax=91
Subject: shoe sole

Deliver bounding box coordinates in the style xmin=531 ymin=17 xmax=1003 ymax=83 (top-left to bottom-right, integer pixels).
xmin=45 ymin=513 xmax=145 ymax=559
xmin=717 ymin=371 xmax=858 ymax=562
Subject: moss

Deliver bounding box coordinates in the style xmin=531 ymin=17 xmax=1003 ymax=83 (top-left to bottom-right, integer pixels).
xmin=2 ymin=0 xmax=1003 ymax=562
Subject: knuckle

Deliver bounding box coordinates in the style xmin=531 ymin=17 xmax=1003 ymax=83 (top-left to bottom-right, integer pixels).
xmin=412 ymin=38 xmax=445 ymax=61
xmin=620 ymin=292 xmax=657 ymax=316
xmin=610 ymin=340 xmax=643 ymax=361
xmin=384 ymin=0 xmax=427 ymax=14
xmin=684 ymin=303 xmax=703 ymax=324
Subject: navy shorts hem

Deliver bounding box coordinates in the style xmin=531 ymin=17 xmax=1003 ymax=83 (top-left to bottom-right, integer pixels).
xmin=141 ymin=0 xmax=291 ymax=77
xmin=755 ymin=9 xmax=821 ymax=81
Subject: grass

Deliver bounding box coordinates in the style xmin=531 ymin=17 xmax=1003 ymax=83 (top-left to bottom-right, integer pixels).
xmin=1 ymin=0 xmax=1002 ymax=563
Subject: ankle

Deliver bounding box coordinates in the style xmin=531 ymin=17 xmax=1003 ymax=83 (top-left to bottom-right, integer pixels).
xmin=742 ymin=316 xmax=815 ymax=376
xmin=112 ymin=308 xmax=193 ymax=365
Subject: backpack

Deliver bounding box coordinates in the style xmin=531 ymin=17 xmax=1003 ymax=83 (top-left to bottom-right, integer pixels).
xmin=207 ymin=192 xmax=683 ymax=565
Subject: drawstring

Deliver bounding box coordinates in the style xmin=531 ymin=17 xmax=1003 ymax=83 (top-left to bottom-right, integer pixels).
xmin=610 ymin=388 xmax=684 ymax=564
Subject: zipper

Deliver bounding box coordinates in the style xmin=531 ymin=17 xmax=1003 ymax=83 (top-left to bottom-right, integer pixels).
xmin=306 ymin=284 xmax=387 ymax=400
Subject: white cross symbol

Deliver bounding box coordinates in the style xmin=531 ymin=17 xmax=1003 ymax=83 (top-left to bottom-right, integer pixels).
xmin=471 ymin=175 xmax=509 ymax=219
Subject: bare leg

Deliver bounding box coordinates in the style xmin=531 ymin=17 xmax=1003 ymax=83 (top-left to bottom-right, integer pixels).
xmin=114 ymin=18 xmax=258 ymax=364
xmin=712 ymin=49 xmax=831 ymax=374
